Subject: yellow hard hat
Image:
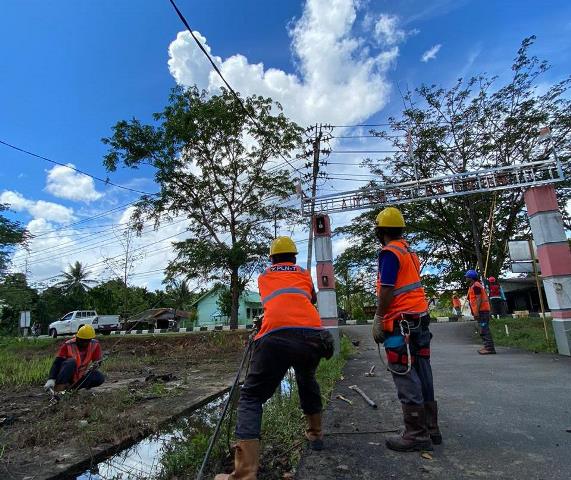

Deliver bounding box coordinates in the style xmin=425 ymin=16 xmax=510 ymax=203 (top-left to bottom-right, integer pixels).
xmin=270 ymin=236 xmax=298 ymax=256
xmin=376 ymin=207 xmax=405 ymax=228
xmin=77 ymin=324 xmax=96 ymax=340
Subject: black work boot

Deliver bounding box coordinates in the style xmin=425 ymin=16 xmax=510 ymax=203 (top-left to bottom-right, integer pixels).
xmin=386 ymin=404 xmax=433 ymax=452
xmin=424 ymin=401 xmax=442 ymax=445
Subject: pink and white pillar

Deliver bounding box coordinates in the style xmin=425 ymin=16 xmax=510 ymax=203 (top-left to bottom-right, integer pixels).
xmin=525 ymin=185 xmax=571 ymax=356
xmin=313 ymin=214 xmax=340 ymax=353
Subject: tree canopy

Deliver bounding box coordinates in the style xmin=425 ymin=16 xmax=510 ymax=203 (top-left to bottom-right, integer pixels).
xmin=102 ymin=86 xmax=303 ymax=328
xmin=0 ymin=204 xmax=27 ymax=276
xmin=337 ymin=37 xmax=571 ymax=292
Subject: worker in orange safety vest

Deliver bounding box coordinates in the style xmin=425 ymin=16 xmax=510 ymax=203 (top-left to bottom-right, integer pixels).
xmin=215 ymin=236 xmax=334 ymax=480
xmin=465 ymin=270 xmax=496 ymax=354
xmin=44 ymin=325 xmax=104 ymax=393
xmin=452 ymin=293 xmax=462 ymax=317
xmin=371 ymin=207 xmax=441 ymax=453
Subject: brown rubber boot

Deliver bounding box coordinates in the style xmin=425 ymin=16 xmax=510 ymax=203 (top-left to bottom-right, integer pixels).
xmin=214 ymin=439 xmax=260 ymax=480
xmin=385 ymin=404 xmax=433 ymax=452
xmin=424 ymin=401 xmax=442 ymax=445
xmin=305 ymin=413 xmax=324 ymax=450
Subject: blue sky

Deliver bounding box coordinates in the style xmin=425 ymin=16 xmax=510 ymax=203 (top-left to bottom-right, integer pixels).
xmin=1 ymin=0 xmax=570 ymax=289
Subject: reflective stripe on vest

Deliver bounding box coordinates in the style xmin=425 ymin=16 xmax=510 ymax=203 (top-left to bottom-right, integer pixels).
xmin=393 ymin=281 xmax=423 ymax=297
xmin=261 ymin=287 xmax=312 ymax=305
xmin=376 ymin=240 xmax=429 ymax=323
xmin=256 ymin=262 xmax=322 ymax=339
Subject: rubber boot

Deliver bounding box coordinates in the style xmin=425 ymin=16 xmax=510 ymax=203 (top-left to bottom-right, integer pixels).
xmin=305 ymin=413 xmax=324 ymax=451
xmin=424 ymin=401 xmax=442 ymax=445
xmin=214 ymin=439 xmax=259 ymax=480
xmin=385 ymin=404 xmax=433 ymax=452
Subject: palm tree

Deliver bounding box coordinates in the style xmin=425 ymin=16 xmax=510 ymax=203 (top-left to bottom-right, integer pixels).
xmin=167 ymin=279 xmax=194 ymax=310
xmin=58 ymin=261 xmax=96 ymax=294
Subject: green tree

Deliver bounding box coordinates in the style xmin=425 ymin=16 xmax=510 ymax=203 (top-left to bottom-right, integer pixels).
xmin=0 ymin=273 xmax=37 ymax=334
xmin=338 ymin=37 xmax=571 ymax=290
xmin=0 ymin=204 xmax=28 ymax=275
xmin=58 ymin=261 xmax=96 ymax=294
xmin=166 ymin=279 xmax=196 ymax=310
xmin=102 ymin=86 xmax=302 ymax=328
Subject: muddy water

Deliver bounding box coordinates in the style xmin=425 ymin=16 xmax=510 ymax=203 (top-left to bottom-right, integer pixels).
xmin=74 ymin=394 xmax=228 ymax=480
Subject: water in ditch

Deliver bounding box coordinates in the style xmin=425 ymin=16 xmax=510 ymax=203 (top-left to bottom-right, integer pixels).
xmin=73 ymin=373 xmax=295 ymax=480
xmin=74 ymin=393 xmax=228 ymax=480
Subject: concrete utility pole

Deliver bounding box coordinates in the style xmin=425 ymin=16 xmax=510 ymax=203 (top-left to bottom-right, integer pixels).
xmin=306 ymin=124 xmax=322 ymax=270
xmin=524 ymin=185 xmax=571 ymax=355
xmin=313 ymin=214 xmax=340 ymax=353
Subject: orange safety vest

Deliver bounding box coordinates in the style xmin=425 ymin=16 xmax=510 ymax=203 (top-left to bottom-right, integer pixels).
xmin=468 ymin=281 xmax=491 ymax=314
xmin=257 ymin=262 xmax=322 ymax=339
xmin=452 ymin=296 xmax=461 ymax=308
xmin=376 ymin=239 xmax=429 ymax=332
xmin=65 ymin=338 xmax=97 ymax=383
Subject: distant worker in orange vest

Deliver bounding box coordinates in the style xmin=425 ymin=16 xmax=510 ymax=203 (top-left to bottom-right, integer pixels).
xmin=371 ymin=207 xmax=441 ymax=453
xmin=215 ymin=236 xmax=334 ymax=480
xmin=43 ymin=325 xmax=104 ymax=393
xmin=465 ymin=270 xmax=496 ymax=354
xmin=487 ymin=276 xmax=504 ymax=320
xmin=452 ymin=292 xmax=462 ymax=317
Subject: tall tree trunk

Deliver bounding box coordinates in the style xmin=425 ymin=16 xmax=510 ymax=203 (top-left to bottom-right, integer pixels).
xmin=230 ymin=267 xmax=240 ymax=330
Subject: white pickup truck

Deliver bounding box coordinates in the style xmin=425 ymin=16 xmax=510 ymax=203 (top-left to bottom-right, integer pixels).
xmin=48 ymin=310 xmax=120 ymax=338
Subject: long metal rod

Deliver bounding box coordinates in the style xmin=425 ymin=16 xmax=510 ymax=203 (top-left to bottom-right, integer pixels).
xmin=528 ymin=239 xmax=549 ymax=343
xmin=196 ymin=336 xmax=254 ymax=480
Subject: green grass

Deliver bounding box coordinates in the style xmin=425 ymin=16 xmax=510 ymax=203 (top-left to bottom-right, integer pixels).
xmin=157 ymin=335 xmax=354 ymax=479
xmin=0 ymin=338 xmax=54 ymax=387
xmin=489 ymin=316 xmax=557 ymax=353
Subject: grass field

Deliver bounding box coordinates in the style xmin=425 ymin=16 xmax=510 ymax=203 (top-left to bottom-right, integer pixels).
xmin=489 ymin=316 xmax=557 ymax=353
xmin=0 ymin=337 xmax=55 ymax=387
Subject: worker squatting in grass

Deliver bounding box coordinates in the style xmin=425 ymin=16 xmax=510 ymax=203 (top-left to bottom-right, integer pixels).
xmin=43 ymin=324 xmax=105 ymax=399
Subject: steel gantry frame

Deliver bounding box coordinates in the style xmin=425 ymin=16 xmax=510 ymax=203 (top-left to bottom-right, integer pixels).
xmin=301 ymin=155 xmax=566 ymax=216
xmin=305 ymin=148 xmax=571 ymax=356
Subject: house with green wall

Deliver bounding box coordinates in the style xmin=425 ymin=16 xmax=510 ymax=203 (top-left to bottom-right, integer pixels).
xmin=191 ymin=286 xmax=263 ymax=326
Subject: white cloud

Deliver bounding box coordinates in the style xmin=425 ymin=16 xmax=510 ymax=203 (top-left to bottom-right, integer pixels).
xmin=45 ymin=164 xmax=103 ymax=203
xmin=374 ymin=14 xmax=406 ymax=46
xmin=167 ymin=0 xmax=399 ymax=127
xmin=421 ymin=44 xmax=442 ymax=62
xmin=0 ymin=190 xmax=75 ymax=224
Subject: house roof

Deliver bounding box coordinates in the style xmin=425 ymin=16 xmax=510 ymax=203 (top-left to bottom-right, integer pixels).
xmin=126 ymin=308 xmax=192 ymax=323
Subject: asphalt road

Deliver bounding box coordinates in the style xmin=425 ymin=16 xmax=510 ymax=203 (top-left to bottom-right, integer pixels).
xmin=296 ymin=323 xmax=571 ymax=480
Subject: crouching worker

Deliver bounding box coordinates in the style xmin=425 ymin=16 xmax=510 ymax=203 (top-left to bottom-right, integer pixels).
xmin=215 ymin=236 xmax=334 ymax=480
xmin=44 ymin=325 xmax=105 ymax=393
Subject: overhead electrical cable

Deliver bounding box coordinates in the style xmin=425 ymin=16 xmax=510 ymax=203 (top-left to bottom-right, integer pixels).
xmin=0 ymin=139 xmax=156 ymax=196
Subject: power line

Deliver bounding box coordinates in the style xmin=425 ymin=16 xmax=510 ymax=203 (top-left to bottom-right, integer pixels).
xmin=0 ymin=139 xmax=156 ymax=196
xmin=167 ymin=0 xmax=302 ymax=175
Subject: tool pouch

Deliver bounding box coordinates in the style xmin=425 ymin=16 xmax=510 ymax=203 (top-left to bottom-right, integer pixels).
xmin=318 ymin=329 xmax=335 ymax=359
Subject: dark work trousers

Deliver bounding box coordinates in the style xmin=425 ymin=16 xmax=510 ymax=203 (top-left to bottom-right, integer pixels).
xmin=56 ymin=358 xmax=105 ymax=389
xmin=478 ymin=311 xmax=496 ymax=351
xmin=490 ymin=298 xmax=503 ymax=318
xmin=386 ymin=325 xmax=435 ymax=406
xmin=235 ymin=328 xmax=323 ymax=440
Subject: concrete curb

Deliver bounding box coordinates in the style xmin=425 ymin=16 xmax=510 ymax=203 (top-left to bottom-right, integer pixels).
xmin=110 ymin=324 xmax=254 ymax=335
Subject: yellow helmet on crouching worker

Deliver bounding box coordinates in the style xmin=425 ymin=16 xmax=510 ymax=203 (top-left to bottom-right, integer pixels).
xmin=376 ymin=207 xmax=405 ymax=228
xmin=77 ymin=324 xmax=96 ymax=340
xmin=270 ymin=236 xmax=298 ymax=256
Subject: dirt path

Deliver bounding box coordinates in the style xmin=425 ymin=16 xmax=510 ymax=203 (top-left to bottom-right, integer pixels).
xmin=0 ymin=332 xmax=248 ymax=480
xmin=296 ymin=323 xmax=571 ymax=480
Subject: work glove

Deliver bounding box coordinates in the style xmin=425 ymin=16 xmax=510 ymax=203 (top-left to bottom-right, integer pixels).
xmin=44 ymin=379 xmax=56 ymax=391
xmin=372 ymin=314 xmax=385 ymax=344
